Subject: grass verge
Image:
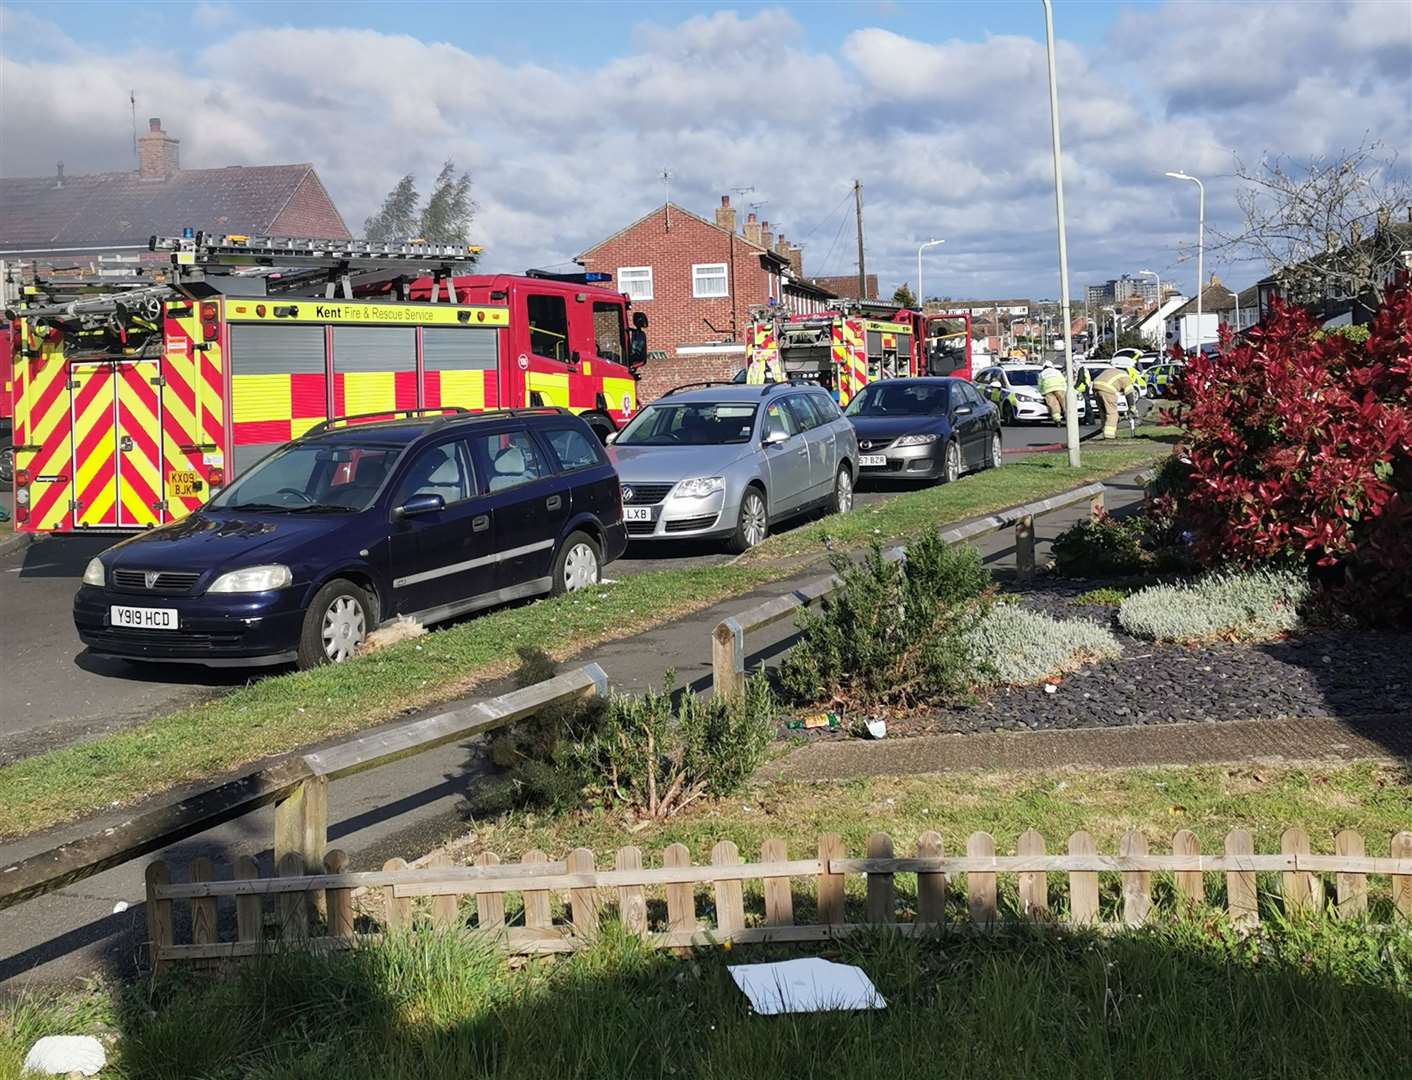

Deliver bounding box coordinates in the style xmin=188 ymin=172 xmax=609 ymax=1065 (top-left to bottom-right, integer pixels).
xmin=3 ymin=760 xmax=1408 ymax=1080
xmin=0 ymin=434 xmax=1174 ymax=840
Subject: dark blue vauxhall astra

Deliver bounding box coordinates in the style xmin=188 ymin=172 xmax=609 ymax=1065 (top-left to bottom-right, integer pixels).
xmin=74 ymin=409 xmax=627 ymax=669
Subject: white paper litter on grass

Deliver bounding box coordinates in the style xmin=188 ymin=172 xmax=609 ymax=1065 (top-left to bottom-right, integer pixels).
xmin=728 ymin=958 xmax=886 ymax=1015
xmin=22 ymin=1034 xmax=106 ymax=1076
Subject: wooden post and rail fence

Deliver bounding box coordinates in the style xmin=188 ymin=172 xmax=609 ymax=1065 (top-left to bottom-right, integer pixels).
xmin=144 ymin=826 xmax=1412 ymax=968
xmin=712 ymin=481 xmax=1108 ymax=697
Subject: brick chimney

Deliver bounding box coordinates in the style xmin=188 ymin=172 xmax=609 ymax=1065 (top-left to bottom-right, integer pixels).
xmin=760 ymin=220 xmax=773 ymax=252
xmin=138 ymin=117 xmax=180 ymax=180
xmin=787 ymin=245 xmax=803 ymax=278
xmin=743 ymin=212 xmax=762 ymax=246
xmin=713 ymin=194 xmax=737 ymax=234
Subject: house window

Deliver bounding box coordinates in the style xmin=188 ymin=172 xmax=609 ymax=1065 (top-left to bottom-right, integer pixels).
xmin=617 ymin=266 xmax=653 ymax=302
xmin=692 ymin=263 xmax=729 ymax=298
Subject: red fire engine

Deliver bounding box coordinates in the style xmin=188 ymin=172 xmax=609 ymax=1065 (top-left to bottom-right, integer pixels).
xmin=8 ymin=233 xmax=647 ymax=534
xmin=746 ymin=300 xmax=972 ymax=405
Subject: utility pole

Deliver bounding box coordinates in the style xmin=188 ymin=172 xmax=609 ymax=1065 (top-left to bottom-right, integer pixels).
xmin=854 ymin=179 xmax=866 ymax=299
xmin=129 ymin=90 xmax=138 ymax=169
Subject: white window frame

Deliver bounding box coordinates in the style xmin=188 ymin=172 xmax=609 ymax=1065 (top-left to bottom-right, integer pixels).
xmin=692 ymin=262 xmax=729 ymax=299
xmin=617 ymin=266 xmax=653 ymax=302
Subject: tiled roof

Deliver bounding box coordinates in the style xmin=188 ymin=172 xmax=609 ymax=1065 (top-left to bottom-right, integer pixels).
xmin=0 ymin=164 xmax=350 ymax=250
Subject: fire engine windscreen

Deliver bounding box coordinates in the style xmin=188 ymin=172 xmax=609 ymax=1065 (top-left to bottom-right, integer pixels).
xmin=208 ymin=443 xmax=403 ymax=513
xmin=616 ymin=403 xmax=758 ymax=446
xmin=844 ymin=382 xmax=950 ymax=417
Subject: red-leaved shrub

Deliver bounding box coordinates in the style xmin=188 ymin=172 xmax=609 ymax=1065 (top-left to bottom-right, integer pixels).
xmin=1174 ymin=284 xmax=1412 ymax=621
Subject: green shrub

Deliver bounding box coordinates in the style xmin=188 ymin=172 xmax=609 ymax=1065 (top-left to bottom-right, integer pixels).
xmin=1050 ymin=514 xmax=1146 ymax=577
xmin=1118 ymin=568 xmax=1310 ymax=642
xmin=1074 ymin=586 xmax=1133 ymax=606
xmin=778 ymin=532 xmax=992 ymax=710
xmin=964 ymin=605 xmax=1122 ymax=685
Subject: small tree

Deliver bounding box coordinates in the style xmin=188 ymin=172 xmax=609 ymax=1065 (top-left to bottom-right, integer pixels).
xmin=892 ymin=282 xmax=918 ymax=308
xmin=363 ymin=162 xmax=477 ymax=244
xmin=363 ymin=175 xmax=419 ymax=242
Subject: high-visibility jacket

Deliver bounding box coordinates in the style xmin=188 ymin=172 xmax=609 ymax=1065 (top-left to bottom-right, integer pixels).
xmin=1038 ymin=368 xmax=1066 ymax=396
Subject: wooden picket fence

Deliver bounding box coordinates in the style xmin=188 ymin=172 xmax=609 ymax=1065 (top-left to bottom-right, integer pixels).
xmin=145 ymin=827 xmax=1412 ymax=969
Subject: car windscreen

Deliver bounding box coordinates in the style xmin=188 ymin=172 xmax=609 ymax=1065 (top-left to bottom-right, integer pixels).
xmin=615 ymin=402 xmax=759 ymax=445
xmin=1006 ymin=370 xmax=1040 ymax=386
xmin=209 ymin=443 xmax=403 ymax=513
xmin=844 ymin=383 xmax=949 ymax=417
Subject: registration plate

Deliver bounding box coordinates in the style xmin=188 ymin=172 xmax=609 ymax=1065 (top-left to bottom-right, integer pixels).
xmin=859 ymin=455 xmax=887 ymax=467
xmin=110 ymin=605 xmax=179 ymax=631
xmin=168 ymin=470 xmax=203 ymax=497
xmin=623 ymin=506 xmax=653 ymax=522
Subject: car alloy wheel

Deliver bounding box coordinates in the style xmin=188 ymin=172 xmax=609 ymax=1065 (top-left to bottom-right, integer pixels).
xmin=563 ymin=540 xmax=600 ymax=592
xmin=321 ymin=594 xmax=366 ymax=663
xmin=944 ymin=441 xmax=961 ymax=483
xmin=834 ymin=467 xmax=853 ymax=514
xmin=990 ymin=432 xmax=1003 ymax=468
xmin=741 ymin=491 xmax=768 ymax=547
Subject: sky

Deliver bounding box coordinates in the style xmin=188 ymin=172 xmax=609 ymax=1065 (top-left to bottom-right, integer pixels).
xmin=1 ymin=0 xmax=1409 ymax=302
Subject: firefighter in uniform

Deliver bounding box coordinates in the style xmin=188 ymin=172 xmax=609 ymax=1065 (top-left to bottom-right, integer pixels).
xmin=1038 ymin=362 xmax=1067 ymax=425
xmin=1091 ymin=364 xmax=1144 ymax=439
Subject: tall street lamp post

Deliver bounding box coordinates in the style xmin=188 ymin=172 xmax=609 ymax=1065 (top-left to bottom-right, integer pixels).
xmin=1041 ymin=0 xmax=1080 ymax=466
xmin=1165 ymin=171 xmax=1205 ymax=353
xmin=916 ymin=238 xmax=944 ymax=305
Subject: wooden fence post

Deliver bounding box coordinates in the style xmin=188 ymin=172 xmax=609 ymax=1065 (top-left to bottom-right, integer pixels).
xmin=1014 ymin=515 xmax=1036 ymax=580
xmin=663 ymin=844 xmax=696 ymax=947
xmin=1334 ymin=830 xmax=1367 ymax=919
xmin=1172 ymin=829 xmax=1204 ymax=908
xmin=382 ymin=857 xmax=411 ymax=931
xmin=915 ymin=831 xmax=946 ymax=928
xmin=1225 ymin=829 xmax=1258 ymax=929
xmin=144 ymin=861 xmax=173 ymax=974
xmin=567 ymin=848 xmax=600 ymax=940
xmin=712 ymin=619 xmax=744 ymax=700
xmin=234 ymin=855 xmax=262 ymax=946
xmin=324 ymin=849 xmax=354 ymax=939
xmin=521 ymin=850 xmax=554 ymax=933
xmin=865 ymin=833 xmax=896 ymax=925
xmin=429 ymin=852 xmax=458 ymax=930
xmin=1017 ymin=829 xmax=1047 ymax=919
xmin=1392 ymin=832 xmax=1412 ymax=921
xmin=189 ymin=857 xmax=217 ymax=962
xmin=614 ymin=847 xmax=647 ymax=938
xmin=711 ymin=841 xmax=745 ymax=941
xmin=1067 ymin=831 xmax=1099 ymax=926
xmin=1281 ymin=827 xmax=1319 ymax=916
xmin=277 ymin=852 xmax=308 ymax=941
xmin=474 ymin=852 xmax=506 ymax=934
xmin=1120 ymin=831 xmax=1150 ymax=927
xmin=817 ymin=834 xmax=845 ymax=927
xmin=967 ymin=832 xmax=997 ymax=927
xmin=274 ymin=774 xmax=328 ymax=918
xmin=761 ymin=839 xmax=794 ymax=928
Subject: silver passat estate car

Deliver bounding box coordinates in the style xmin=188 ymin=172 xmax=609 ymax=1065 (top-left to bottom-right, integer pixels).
xmin=608 ymin=382 xmax=858 ymax=552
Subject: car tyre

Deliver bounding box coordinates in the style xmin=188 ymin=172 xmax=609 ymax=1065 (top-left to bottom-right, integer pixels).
xmin=727 ymin=486 xmax=768 ymax=554
xmin=297 ymin=578 xmax=373 ymax=670
xmin=988 ymin=431 xmax=1003 ymax=469
xmin=941 ymin=440 xmax=962 ymax=484
xmin=831 ymin=464 xmax=854 ymax=515
xmin=552 ymin=531 xmax=601 ymax=595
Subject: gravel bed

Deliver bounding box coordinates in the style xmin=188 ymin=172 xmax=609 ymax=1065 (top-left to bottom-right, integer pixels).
xmin=789 ymin=575 xmax=1412 ymax=739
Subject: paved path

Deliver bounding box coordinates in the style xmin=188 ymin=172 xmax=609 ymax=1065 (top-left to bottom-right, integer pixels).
xmin=0 ymin=458 xmax=1160 ymax=988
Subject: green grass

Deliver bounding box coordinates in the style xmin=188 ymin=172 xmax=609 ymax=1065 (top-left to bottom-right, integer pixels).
xmin=1074 ymin=585 xmax=1137 ymax=605
xmin=0 ymin=434 xmax=1174 ymax=840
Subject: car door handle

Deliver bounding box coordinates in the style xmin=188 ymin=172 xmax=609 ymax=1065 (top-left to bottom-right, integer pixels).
xmin=471 ymin=515 xmax=490 ymax=533
xmin=546 ymin=494 xmax=562 ymax=511
xmin=796 ymin=446 xmax=809 ymax=457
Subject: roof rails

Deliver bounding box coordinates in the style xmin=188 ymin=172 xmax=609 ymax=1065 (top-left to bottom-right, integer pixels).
xmin=660 ymin=381 xmax=742 ymax=397
xmin=304 ymin=407 xmax=472 ymax=437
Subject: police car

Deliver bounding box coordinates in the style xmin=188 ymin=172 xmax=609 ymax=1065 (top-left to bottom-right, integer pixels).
xmin=974 ymin=363 xmax=1089 ymax=425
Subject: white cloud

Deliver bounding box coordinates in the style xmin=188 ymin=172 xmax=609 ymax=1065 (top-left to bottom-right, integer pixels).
xmin=1 ymin=1 xmax=1407 ymax=300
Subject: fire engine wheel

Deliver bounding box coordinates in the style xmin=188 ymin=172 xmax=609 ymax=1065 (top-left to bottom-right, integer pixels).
xmin=0 ymin=445 xmax=12 ymax=485
xmin=728 ymin=487 xmax=768 ymax=554
xmin=552 ymin=531 xmax=601 ymax=595
xmin=298 ymin=578 xmax=372 ymax=669
xmin=988 ymin=432 xmax=1003 ymax=470
xmin=941 ymin=441 xmax=962 ymax=484
xmin=831 ymin=465 xmax=854 ymax=515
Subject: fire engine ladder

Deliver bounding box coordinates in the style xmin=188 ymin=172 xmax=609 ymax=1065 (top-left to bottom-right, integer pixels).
xmin=149 ymin=232 xmax=483 ymax=302
xmin=6 ymin=279 xmax=173 ymax=355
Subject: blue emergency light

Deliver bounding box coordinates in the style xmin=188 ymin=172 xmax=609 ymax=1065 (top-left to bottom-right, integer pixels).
xmin=182 ymin=226 xmax=194 ymax=238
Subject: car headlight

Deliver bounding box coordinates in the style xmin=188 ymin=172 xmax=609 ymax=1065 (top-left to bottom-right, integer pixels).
xmin=894 ymin=433 xmax=938 ymax=446
xmin=1015 ymin=389 xmax=1042 ymax=401
xmin=82 ymin=558 xmax=105 ymax=587
xmin=207 ymin=564 xmax=293 ymax=593
xmin=673 ymin=476 xmax=725 ymax=499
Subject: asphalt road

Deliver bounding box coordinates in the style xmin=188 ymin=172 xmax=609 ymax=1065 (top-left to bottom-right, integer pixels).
xmin=0 ymin=424 xmax=1090 ymax=762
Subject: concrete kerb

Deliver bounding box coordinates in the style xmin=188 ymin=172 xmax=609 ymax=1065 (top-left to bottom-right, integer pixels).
xmin=710 ymin=482 xmax=1107 ymax=698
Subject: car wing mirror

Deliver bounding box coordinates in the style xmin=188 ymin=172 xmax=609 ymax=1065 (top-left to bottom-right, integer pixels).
xmin=392 ymin=492 xmax=445 ymax=520
xmin=762 ymin=426 xmax=789 ymax=446
xmin=604 ymin=431 xmax=617 ymax=444
xmin=953 ymin=405 xmax=973 ymax=416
